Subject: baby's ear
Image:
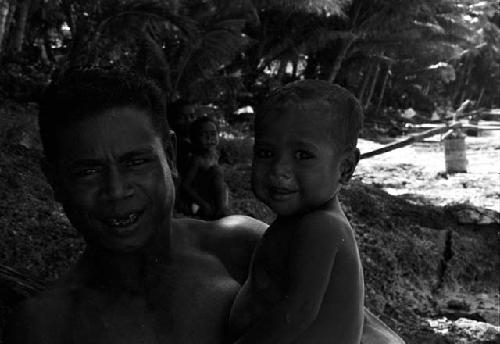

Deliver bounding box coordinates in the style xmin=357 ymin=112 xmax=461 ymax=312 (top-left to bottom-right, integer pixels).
xmin=339 ymin=148 xmax=359 ymax=185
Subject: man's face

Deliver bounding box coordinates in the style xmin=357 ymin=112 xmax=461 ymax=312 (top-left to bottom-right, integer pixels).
xmin=47 ymin=106 xmax=175 ymax=252
xmin=252 ymin=109 xmax=346 ymax=217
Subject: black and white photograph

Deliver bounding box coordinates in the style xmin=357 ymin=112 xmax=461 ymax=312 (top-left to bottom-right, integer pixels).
xmin=0 ymin=0 xmax=498 ymax=343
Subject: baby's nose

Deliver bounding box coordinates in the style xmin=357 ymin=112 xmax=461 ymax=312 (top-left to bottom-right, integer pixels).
xmin=270 ymin=160 xmax=292 ymax=181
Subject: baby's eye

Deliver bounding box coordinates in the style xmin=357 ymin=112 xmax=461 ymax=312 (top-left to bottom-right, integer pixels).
xmin=254 ymin=148 xmax=273 ymax=159
xmin=294 ymin=151 xmax=314 ymax=160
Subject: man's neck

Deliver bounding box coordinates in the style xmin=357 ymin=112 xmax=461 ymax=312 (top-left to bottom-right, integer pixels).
xmin=81 ymin=228 xmax=172 ymax=293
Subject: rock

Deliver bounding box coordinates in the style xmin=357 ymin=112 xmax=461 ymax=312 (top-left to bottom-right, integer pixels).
xmin=446 ymin=204 xmax=500 ymax=224
xmin=447 ymin=299 xmax=471 ymax=311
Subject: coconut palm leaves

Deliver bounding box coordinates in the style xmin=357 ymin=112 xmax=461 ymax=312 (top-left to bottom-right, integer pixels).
xmin=69 ymin=0 xmax=254 ymax=102
xmin=253 ymin=0 xmax=349 ymax=16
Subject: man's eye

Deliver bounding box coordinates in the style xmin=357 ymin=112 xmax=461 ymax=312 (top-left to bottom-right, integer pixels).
xmin=255 ymin=149 xmax=273 ymax=159
xmin=73 ymin=167 xmax=100 ymax=178
xmin=294 ymin=151 xmax=314 ymax=160
xmin=126 ymin=158 xmax=148 ymax=167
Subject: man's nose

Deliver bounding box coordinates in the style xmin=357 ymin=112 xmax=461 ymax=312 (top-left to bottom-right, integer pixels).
xmin=103 ymin=167 xmax=133 ymax=201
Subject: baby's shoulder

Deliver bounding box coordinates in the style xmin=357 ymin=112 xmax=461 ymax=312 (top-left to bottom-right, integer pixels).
xmin=294 ymin=210 xmax=351 ymax=242
xmin=298 ymin=209 xmax=349 ymax=230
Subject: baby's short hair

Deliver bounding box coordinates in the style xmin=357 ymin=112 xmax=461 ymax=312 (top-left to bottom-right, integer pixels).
xmin=257 ymin=80 xmax=363 ymax=151
xmin=39 ymin=68 xmax=169 ymax=162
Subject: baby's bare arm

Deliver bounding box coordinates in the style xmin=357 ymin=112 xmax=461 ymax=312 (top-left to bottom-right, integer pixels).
xmin=234 ymin=213 xmax=346 ymax=344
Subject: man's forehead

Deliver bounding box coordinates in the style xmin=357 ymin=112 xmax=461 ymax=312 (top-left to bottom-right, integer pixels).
xmin=56 ymin=108 xmax=165 ymax=161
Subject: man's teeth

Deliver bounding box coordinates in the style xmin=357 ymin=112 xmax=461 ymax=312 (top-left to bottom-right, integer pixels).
xmin=106 ymin=213 xmax=139 ymax=227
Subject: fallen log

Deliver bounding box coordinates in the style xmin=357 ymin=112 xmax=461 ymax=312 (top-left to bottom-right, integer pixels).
xmin=360 ymin=122 xmax=461 ymax=159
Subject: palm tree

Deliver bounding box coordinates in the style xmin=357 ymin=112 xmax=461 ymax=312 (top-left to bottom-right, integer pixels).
xmin=80 ymin=0 xmax=256 ymax=106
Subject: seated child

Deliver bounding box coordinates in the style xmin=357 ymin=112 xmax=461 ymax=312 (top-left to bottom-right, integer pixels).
xmin=229 ymin=80 xmax=365 ymax=344
xmin=180 ymin=116 xmax=230 ymax=219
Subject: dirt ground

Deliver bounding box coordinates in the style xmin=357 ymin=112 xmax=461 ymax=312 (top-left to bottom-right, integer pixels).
xmin=354 ymin=131 xmax=500 ymax=343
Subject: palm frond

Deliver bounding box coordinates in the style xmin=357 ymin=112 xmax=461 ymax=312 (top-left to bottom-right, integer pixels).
xmin=176 ymin=19 xmax=250 ymax=92
xmin=94 ymin=0 xmax=198 ymax=46
xmin=253 ymin=0 xmax=350 ymax=16
xmin=187 ymin=75 xmax=245 ymax=103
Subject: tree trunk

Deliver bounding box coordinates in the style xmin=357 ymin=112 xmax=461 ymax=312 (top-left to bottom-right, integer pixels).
xmin=423 ymin=82 xmax=430 ymax=95
xmin=454 ymin=56 xmax=473 ymax=107
xmin=68 ymin=15 xmax=93 ymax=68
xmin=276 ymin=59 xmax=287 ymax=81
xmin=0 ymin=0 xmax=9 ymax=55
xmin=357 ymin=65 xmax=371 ymax=104
xmin=11 ymin=0 xmax=30 ymax=54
xmin=42 ymin=29 xmax=54 ymax=62
xmin=476 ymin=87 xmax=485 ymax=107
xmin=364 ymin=62 xmax=380 ymax=110
xmin=327 ymin=36 xmax=355 ymax=83
xmin=304 ymin=53 xmax=318 ymax=79
xmin=374 ymin=65 xmax=390 ymax=116
xmin=360 ymin=122 xmax=462 ymax=159
xmin=4 ymin=0 xmax=15 ymax=41
xmin=291 ymin=55 xmax=299 ymax=77
xmin=60 ymin=0 xmax=76 ymax=35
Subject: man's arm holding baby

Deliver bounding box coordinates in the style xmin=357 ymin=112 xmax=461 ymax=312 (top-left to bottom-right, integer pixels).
xmin=234 ymin=213 xmax=344 ymax=344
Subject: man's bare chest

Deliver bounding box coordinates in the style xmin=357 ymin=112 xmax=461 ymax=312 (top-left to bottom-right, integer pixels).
xmin=71 ymin=253 xmax=240 ymax=343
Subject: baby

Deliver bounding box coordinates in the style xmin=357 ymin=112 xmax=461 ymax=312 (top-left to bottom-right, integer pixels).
xmin=229 ymin=80 xmax=365 ymax=344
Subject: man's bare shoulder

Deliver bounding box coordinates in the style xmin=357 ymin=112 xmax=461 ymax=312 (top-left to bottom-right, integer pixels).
xmin=173 ymin=216 xmax=267 ymax=283
xmin=174 ymin=215 xmax=267 ymax=243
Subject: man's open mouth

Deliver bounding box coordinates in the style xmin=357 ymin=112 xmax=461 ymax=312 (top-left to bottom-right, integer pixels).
xmin=102 ymin=211 xmax=143 ymax=228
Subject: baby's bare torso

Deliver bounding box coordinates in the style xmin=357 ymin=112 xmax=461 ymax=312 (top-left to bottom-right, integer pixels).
xmin=230 ymin=211 xmax=364 ymax=343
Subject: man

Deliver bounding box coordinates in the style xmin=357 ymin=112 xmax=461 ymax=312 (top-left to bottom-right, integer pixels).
xmin=4 ymin=68 xmax=403 ymax=344
xmin=4 ymin=68 xmax=265 ymax=343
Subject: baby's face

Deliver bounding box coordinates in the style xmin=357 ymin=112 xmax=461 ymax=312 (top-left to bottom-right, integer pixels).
xmin=252 ymin=109 xmax=345 ymax=217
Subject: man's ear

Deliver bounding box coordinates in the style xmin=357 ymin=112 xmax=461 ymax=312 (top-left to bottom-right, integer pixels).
xmin=165 ymin=130 xmax=178 ymax=180
xmin=339 ymin=148 xmax=360 ymax=185
xmin=41 ymin=158 xmax=64 ymax=202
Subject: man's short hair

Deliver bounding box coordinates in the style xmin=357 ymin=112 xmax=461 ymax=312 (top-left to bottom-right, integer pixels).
xmin=39 ymin=68 xmax=170 ymax=162
xmin=257 ymin=80 xmax=363 ymax=150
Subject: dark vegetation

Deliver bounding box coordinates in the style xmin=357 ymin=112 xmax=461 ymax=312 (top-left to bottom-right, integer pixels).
xmin=0 ymin=0 xmax=499 ymax=342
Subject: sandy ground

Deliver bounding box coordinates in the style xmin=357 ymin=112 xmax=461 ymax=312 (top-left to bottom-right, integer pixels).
xmin=355 ymin=127 xmax=500 ymax=212
xmin=355 ymin=128 xmax=500 ymax=341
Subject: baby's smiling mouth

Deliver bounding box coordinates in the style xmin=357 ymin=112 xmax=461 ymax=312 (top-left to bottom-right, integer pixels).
xmin=269 ymin=186 xmax=297 ymax=200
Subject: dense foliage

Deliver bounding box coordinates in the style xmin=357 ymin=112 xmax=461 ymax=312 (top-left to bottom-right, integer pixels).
xmin=0 ymin=0 xmax=498 ymax=122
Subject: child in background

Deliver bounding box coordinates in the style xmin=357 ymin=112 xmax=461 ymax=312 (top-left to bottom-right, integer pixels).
xmin=229 ymin=80 xmax=365 ymax=344
xmin=180 ymin=116 xmax=230 ymax=219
